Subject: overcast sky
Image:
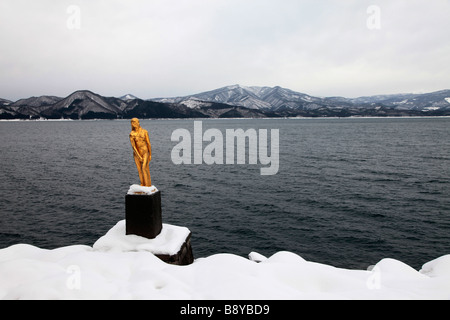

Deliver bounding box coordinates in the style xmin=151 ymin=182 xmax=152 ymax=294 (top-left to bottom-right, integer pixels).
xmin=1 ymin=0 xmax=449 ymax=101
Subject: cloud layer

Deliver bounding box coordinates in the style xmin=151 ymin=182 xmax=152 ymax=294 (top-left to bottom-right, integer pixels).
xmin=1 ymin=0 xmax=449 ymax=101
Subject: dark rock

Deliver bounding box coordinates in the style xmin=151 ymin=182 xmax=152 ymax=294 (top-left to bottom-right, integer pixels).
xmin=155 ymin=232 xmax=194 ymax=266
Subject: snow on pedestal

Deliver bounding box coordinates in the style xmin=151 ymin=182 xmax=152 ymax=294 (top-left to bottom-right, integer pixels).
xmin=127 ymin=184 xmax=158 ymax=195
xmin=94 ymin=220 xmax=193 ymax=265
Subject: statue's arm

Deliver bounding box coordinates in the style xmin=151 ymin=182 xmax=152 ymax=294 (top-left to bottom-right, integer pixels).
xmin=130 ymin=134 xmax=143 ymax=162
xmin=145 ymin=131 xmax=152 ymax=161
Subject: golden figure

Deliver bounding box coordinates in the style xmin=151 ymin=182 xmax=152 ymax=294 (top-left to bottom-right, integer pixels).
xmin=129 ymin=118 xmax=152 ymax=187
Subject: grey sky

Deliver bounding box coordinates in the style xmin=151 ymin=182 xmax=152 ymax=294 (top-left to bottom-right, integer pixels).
xmin=1 ymin=0 xmax=449 ymax=101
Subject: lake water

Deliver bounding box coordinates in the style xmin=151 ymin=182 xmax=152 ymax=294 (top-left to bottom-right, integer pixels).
xmin=1 ymin=117 xmax=449 ymax=270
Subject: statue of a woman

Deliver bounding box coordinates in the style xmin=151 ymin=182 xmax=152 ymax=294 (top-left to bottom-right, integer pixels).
xmin=129 ymin=118 xmax=152 ymax=186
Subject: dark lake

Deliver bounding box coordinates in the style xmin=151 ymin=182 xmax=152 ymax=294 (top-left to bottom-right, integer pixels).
xmin=1 ymin=117 xmax=449 ymax=270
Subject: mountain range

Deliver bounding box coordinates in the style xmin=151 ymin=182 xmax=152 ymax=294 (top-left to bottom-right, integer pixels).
xmin=1 ymin=85 xmax=450 ymax=120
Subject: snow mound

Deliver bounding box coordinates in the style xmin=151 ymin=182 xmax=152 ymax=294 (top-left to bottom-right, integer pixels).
xmin=420 ymin=255 xmax=450 ymax=277
xmin=93 ymin=220 xmax=190 ymax=256
xmin=0 ymin=221 xmax=449 ymax=300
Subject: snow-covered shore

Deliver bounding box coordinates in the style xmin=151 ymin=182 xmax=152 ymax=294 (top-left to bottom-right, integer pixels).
xmin=0 ymin=220 xmax=449 ymax=300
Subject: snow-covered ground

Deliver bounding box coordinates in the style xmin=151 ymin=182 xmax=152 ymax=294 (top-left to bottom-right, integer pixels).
xmin=0 ymin=220 xmax=449 ymax=300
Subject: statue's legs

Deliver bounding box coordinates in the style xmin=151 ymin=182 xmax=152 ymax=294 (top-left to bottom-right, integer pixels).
xmin=134 ymin=155 xmax=144 ymax=186
xmin=142 ymin=152 xmax=151 ymax=186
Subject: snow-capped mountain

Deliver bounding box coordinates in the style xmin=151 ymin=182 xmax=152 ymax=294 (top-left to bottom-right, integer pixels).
xmin=0 ymin=96 xmax=63 ymax=118
xmin=0 ymin=98 xmax=13 ymax=107
xmin=11 ymin=95 xmax=62 ymax=108
xmin=0 ymin=98 xmax=15 ymax=118
xmin=9 ymin=96 xmax=63 ymax=117
xmin=40 ymin=90 xmax=127 ymax=119
xmin=350 ymin=90 xmax=450 ymax=111
xmin=119 ymin=94 xmax=139 ymax=101
xmin=255 ymin=86 xmax=323 ymax=111
xmin=153 ymin=85 xmax=272 ymax=110
xmin=153 ymin=85 xmax=309 ymax=110
xmin=151 ymin=85 xmax=450 ymax=112
xmin=151 ymin=84 xmax=337 ymax=110
xmin=1 ymin=86 xmax=449 ymax=119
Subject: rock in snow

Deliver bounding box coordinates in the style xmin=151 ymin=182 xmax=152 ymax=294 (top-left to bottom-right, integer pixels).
xmin=0 ymin=221 xmax=449 ymax=300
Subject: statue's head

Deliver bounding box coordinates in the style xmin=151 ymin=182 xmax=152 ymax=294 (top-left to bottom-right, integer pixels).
xmin=131 ymin=118 xmax=140 ymax=130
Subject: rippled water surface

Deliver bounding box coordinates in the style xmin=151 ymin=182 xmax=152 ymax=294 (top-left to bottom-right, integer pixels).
xmin=1 ymin=118 xmax=449 ymax=269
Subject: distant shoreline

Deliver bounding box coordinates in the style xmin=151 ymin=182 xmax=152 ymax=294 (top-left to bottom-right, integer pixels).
xmin=2 ymin=115 xmax=450 ymax=122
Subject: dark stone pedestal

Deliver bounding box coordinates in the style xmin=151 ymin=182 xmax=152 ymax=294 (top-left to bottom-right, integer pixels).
xmin=124 ymin=188 xmax=194 ymax=265
xmin=125 ymin=191 xmax=162 ymax=239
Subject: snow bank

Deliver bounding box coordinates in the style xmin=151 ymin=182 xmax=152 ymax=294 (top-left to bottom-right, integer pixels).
xmin=93 ymin=220 xmax=190 ymax=256
xmin=0 ymin=221 xmax=449 ymax=300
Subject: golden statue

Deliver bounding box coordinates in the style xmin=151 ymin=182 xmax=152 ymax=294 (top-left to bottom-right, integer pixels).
xmin=129 ymin=118 xmax=152 ymax=187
